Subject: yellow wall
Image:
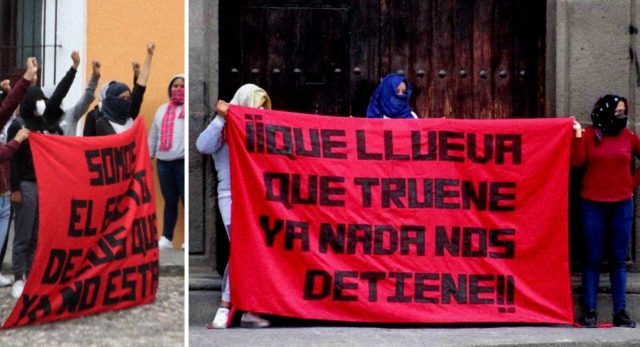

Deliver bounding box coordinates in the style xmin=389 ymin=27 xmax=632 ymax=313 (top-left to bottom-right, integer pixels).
xmin=86 ymin=0 xmax=185 ymax=248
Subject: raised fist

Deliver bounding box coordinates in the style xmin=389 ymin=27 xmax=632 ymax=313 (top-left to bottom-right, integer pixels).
xmin=0 ymin=80 xmax=10 ymax=93
xmin=71 ymin=51 xmax=81 ymax=69
xmin=92 ymin=60 xmax=101 ymax=78
xmin=147 ymin=42 xmax=155 ymax=55
xmin=132 ymin=61 xmax=141 ymax=78
xmin=23 ymin=57 xmax=38 ymax=81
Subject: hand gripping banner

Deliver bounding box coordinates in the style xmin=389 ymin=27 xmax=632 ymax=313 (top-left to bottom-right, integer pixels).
xmin=3 ymin=118 xmax=158 ymax=328
xmin=227 ymin=106 xmax=574 ymax=324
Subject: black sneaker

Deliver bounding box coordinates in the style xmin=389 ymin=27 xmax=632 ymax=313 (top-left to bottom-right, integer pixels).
xmin=613 ymin=310 xmax=636 ymax=328
xmin=581 ymin=309 xmax=597 ymax=328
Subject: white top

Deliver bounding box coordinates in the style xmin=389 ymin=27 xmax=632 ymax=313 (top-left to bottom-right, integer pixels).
xmin=148 ymin=103 xmax=185 ymax=161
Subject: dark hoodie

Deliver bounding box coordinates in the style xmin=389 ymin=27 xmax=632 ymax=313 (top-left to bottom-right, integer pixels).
xmin=8 ymin=67 xmax=76 ymax=190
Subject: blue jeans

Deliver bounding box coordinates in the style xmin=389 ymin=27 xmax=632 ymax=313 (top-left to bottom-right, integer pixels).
xmin=0 ymin=195 xmax=11 ymax=264
xmin=157 ymin=159 xmax=184 ymax=241
xmin=581 ymin=198 xmax=633 ymax=313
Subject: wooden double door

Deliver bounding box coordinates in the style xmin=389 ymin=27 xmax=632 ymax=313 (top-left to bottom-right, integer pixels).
xmin=219 ymin=0 xmax=546 ymax=118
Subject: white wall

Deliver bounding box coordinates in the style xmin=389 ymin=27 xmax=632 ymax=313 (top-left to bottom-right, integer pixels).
xmin=41 ymin=0 xmax=86 ymax=110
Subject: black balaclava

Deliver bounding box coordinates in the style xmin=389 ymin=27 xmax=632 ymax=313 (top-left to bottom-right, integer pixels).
xmin=101 ymin=82 xmax=132 ymax=125
xmin=590 ymin=94 xmax=628 ymax=139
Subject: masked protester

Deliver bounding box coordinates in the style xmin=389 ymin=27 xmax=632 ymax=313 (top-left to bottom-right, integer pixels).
xmin=84 ymin=42 xmax=154 ymax=136
xmin=0 ymin=58 xmax=38 ymax=288
xmin=99 ymin=82 xmax=134 ymax=132
xmin=0 ymin=58 xmax=38 ymax=127
xmin=7 ymin=52 xmax=81 ymax=298
xmin=196 ymin=84 xmax=272 ymax=329
xmin=366 ymin=74 xmax=418 ymax=119
xmin=0 ymin=127 xmax=29 ymax=286
xmin=571 ymin=94 xmax=639 ymax=328
xmin=148 ymin=74 xmax=185 ymax=250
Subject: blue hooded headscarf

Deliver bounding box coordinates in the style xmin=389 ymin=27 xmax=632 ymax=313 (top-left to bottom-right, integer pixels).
xmin=366 ymin=74 xmax=413 ymax=119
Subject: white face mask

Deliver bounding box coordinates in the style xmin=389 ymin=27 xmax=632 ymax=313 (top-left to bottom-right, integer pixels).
xmin=35 ymin=100 xmax=46 ymax=116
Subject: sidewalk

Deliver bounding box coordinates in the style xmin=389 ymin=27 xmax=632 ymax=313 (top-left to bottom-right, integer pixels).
xmin=0 ymin=276 xmax=183 ymax=346
xmin=0 ymin=226 xmax=185 ymax=346
xmin=190 ymin=325 xmax=640 ymax=347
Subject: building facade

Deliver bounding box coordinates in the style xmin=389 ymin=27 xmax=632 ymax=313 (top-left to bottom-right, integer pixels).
xmin=0 ymin=0 xmax=185 ymax=247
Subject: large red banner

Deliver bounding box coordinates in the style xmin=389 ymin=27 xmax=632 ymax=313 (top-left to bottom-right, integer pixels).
xmin=228 ymin=106 xmax=574 ymax=324
xmin=3 ymin=118 xmax=158 ymax=328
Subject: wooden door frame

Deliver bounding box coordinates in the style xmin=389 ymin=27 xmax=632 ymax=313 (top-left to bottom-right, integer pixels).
xmin=194 ymin=0 xmax=640 ymax=276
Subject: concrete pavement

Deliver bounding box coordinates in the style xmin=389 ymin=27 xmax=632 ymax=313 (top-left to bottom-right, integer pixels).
xmin=0 ymin=227 xmax=185 ymax=346
xmin=0 ymin=275 xmax=184 ymax=346
xmin=190 ymin=325 xmax=640 ymax=347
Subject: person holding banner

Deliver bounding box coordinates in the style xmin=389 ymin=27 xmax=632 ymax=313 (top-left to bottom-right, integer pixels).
xmin=0 ymin=128 xmax=30 ymax=286
xmin=572 ymin=94 xmax=638 ymax=328
xmin=196 ymin=84 xmax=272 ymax=329
xmin=7 ymin=52 xmax=81 ymax=299
xmin=148 ymin=74 xmax=185 ymax=250
xmin=85 ymin=42 xmax=155 ymax=136
xmin=366 ymin=74 xmax=418 ymax=119
xmin=0 ymin=58 xmax=39 ymax=287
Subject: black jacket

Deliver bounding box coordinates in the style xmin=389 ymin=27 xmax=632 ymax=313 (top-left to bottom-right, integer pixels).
xmin=83 ymin=83 xmax=146 ymax=136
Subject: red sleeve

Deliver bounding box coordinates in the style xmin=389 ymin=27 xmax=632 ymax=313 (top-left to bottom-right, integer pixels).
xmin=0 ymin=78 xmax=29 ymax=128
xmin=630 ymin=131 xmax=640 ymax=187
xmin=570 ymin=132 xmax=586 ymax=168
xmin=0 ymin=140 xmax=20 ymax=163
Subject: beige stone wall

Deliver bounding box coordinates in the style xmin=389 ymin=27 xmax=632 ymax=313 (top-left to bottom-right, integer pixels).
xmin=550 ymin=0 xmax=635 ymax=126
xmin=548 ymin=0 xmax=640 ymax=270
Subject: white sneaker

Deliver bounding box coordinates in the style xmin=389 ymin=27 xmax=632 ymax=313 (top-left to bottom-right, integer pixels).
xmin=211 ymin=307 xmax=230 ymax=329
xmin=241 ymin=312 xmax=270 ymax=328
xmin=158 ymin=236 xmax=173 ymax=250
xmin=11 ymin=280 xmax=24 ymax=299
xmin=0 ymin=274 xmax=11 ymax=287
xmin=181 ymin=243 xmax=185 ymax=250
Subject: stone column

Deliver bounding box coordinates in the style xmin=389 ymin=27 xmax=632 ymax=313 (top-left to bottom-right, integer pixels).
xmin=189 ymin=0 xmax=219 ymax=270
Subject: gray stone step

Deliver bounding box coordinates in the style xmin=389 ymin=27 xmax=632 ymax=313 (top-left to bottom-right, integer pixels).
xmin=189 ymin=272 xmax=640 ymax=326
xmin=190 ymin=287 xmax=221 ymax=326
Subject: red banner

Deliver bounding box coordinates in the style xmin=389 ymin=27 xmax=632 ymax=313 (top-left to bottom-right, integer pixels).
xmin=3 ymin=118 xmax=158 ymax=328
xmin=228 ymin=106 xmax=574 ymax=324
